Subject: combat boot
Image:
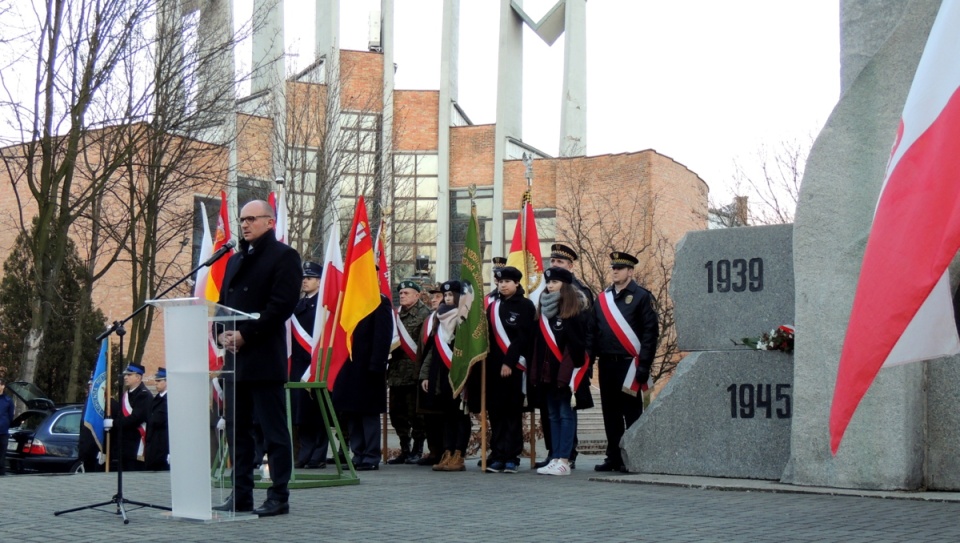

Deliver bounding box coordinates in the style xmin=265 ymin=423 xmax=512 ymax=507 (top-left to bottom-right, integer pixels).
xmin=406 ymin=439 xmax=424 ymax=464
xmin=431 ymin=450 xmax=452 ymax=471
xmin=440 ymin=450 xmax=465 ymax=472
xmin=387 ymin=439 xmax=410 ymax=465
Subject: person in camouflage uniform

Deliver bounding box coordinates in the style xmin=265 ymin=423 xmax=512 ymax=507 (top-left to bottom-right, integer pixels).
xmin=387 ymin=280 xmax=432 ymax=464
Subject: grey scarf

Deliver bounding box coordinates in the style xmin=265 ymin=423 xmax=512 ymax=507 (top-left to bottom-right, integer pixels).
xmin=539 ymin=290 xmax=561 ymax=319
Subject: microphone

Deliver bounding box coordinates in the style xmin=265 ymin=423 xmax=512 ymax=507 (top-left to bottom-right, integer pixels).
xmin=202 ymin=240 xmax=236 ymax=267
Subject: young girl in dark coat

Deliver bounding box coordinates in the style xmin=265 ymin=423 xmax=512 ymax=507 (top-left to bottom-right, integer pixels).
xmin=530 ymin=267 xmax=592 ymax=476
xmin=419 ymin=280 xmax=472 ymax=471
xmin=484 ymin=266 xmax=536 ymax=473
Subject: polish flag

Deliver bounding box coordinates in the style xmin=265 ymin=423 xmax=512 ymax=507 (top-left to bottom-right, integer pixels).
xmin=830 ymin=2 xmax=960 ymax=454
xmin=305 ymin=225 xmax=349 ymax=390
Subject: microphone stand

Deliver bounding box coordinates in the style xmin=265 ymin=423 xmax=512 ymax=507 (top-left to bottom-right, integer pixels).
xmin=55 ymin=245 xmax=234 ymax=523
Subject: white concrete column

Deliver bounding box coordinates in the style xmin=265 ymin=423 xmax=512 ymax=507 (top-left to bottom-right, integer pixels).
xmin=436 ymin=0 xmax=460 ymax=282
xmin=493 ymin=0 xmax=524 ymax=258
xmin=559 ymin=0 xmax=586 ymax=156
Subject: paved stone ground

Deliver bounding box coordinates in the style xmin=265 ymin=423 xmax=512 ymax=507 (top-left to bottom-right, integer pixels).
xmin=2 ymin=454 xmax=960 ymax=542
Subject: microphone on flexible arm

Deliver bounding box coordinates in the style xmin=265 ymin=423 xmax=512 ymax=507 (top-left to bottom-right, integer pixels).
xmin=203 ymin=240 xmax=237 ymax=267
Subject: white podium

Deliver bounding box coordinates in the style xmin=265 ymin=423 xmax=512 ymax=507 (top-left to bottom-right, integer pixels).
xmin=147 ymin=297 xmax=255 ymax=521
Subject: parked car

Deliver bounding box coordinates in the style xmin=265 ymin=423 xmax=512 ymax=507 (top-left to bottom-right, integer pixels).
xmin=4 ymin=381 xmax=84 ymax=474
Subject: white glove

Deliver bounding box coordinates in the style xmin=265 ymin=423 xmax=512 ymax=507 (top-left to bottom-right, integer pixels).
xmin=216 ymin=417 xmax=226 ymax=431
xmin=97 ymin=452 xmax=106 ymax=465
xmin=166 ymin=454 xmax=170 ymax=465
xmin=103 ymin=418 xmax=113 ymax=430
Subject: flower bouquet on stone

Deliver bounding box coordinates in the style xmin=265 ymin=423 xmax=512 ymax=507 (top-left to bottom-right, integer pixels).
xmin=738 ymin=324 xmax=795 ymax=353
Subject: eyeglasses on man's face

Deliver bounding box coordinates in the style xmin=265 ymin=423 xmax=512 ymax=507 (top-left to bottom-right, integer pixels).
xmin=238 ymin=215 xmax=272 ymax=224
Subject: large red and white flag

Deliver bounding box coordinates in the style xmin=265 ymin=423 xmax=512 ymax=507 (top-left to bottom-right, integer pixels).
xmin=306 ymin=225 xmax=349 ymax=390
xmin=830 ymin=2 xmax=960 ymax=454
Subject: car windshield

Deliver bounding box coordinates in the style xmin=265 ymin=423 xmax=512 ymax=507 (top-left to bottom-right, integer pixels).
xmin=13 ymin=411 xmax=47 ymax=432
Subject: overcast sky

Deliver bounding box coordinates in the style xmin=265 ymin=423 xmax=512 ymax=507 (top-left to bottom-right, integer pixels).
xmin=267 ymin=0 xmax=841 ymax=202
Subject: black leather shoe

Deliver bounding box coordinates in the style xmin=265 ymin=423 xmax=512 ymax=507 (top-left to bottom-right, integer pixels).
xmin=212 ymin=495 xmax=253 ymax=513
xmin=405 ymin=453 xmax=422 ymax=464
xmin=355 ymin=462 xmax=379 ymax=471
xmin=254 ymin=499 xmax=289 ymax=517
xmin=294 ymin=460 xmax=307 ymax=469
xmin=386 ymin=453 xmax=408 ymax=465
xmin=305 ymin=462 xmax=326 ymax=469
xmin=594 ymin=459 xmax=624 ymax=472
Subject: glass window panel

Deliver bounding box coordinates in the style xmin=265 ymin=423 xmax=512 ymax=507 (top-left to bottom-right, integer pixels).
xmin=393 ymin=199 xmax=415 ymax=222
xmin=416 ymin=200 xmax=436 ymax=221
xmin=360 ymin=134 xmax=378 ymax=152
xmin=392 ymin=262 xmax=415 ymax=283
xmin=360 ymin=114 xmax=379 ymax=130
xmin=416 ymin=176 xmax=438 ymax=198
xmin=393 ymin=154 xmax=415 ymax=175
xmin=394 ymin=176 xmax=415 ymax=198
xmin=504 ymin=218 xmax=517 ymax=238
xmin=415 ymin=222 xmax=436 ymax=241
xmin=360 ymin=154 xmax=377 ymax=174
xmin=340 ymin=177 xmax=356 ymax=196
xmin=476 ymin=197 xmax=492 ymax=218
xmin=342 ymin=112 xmax=358 ymax=125
xmin=394 ymin=223 xmax=415 ymax=244
xmin=417 ymin=154 xmax=438 ymax=175
xmin=417 ymin=245 xmax=437 ymax=261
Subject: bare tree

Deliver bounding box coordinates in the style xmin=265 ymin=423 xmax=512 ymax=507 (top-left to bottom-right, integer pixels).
xmin=0 ymin=0 xmax=155 ymax=384
xmin=555 ymin=158 xmax=698 ymax=386
xmin=710 ymin=137 xmax=810 ymax=227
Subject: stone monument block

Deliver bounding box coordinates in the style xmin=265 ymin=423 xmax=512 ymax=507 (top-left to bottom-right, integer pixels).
xmin=671 ymin=225 xmax=794 ymax=352
xmin=789 ymin=1 xmax=939 ymax=490
xmin=622 ymin=350 xmax=793 ymax=480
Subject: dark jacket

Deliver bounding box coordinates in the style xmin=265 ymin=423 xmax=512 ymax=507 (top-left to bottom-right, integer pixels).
xmin=418 ymin=306 xmax=460 ymax=413
xmin=481 ymin=287 xmax=536 ymax=414
xmin=219 ymin=228 xmax=302 ymax=382
xmin=118 ymin=382 xmax=153 ymax=463
xmin=145 ymin=392 xmax=169 ymax=470
xmin=332 ymin=295 xmax=393 ymax=414
xmin=388 ymin=300 xmax=431 ymax=387
xmin=289 ymin=293 xmax=323 ymax=425
xmin=530 ymin=300 xmax=594 ymax=410
xmin=0 ymin=392 xmax=14 ymax=435
xmin=593 ymin=280 xmax=659 ymax=380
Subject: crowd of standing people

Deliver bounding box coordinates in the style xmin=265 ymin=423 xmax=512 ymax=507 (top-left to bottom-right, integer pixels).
xmin=53 ymin=199 xmax=660 ymax=520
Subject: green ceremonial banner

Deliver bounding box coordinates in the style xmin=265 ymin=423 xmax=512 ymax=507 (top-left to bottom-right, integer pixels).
xmin=450 ymin=203 xmax=489 ymax=395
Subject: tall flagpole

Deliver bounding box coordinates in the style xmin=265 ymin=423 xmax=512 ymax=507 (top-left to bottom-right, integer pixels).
xmin=521 ymin=153 xmax=537 ymax=468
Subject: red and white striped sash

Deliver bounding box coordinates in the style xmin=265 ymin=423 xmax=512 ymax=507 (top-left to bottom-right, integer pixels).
xmin=396 ymin=311 xmax=418 ymax=361
xmin=434 ymin=321 xmax=453 ymax=370
xmin=491 ymin=301 xmax=526 ymax=396
xmin=598 ymin=290 xmax=650 ymax=397
xmin=122 ymin=391 xmax=147 ymax=459
xmin=291 ymin=313 xmax=314 ymax=353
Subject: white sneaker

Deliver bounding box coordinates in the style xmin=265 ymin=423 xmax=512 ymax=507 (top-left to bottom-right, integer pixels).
xmin=543 ymin=460 xmax=571 ymax=476
xmin=537 ymin=458 xmax=559 ymax=475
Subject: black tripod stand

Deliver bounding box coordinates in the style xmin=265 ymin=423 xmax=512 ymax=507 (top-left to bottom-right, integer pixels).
xmin=54 ymin=321 xmax=171 ymax=523
xmin=54 ymin=240 xmax=236 ymax=523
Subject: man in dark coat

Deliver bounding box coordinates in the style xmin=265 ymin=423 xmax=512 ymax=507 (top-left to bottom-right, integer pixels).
xmin=387 ymin=280 xmax=431 ymax=464
xmin=114 ymin=363 xmax=153 ymax=472
xmin=214 ymin=199 xmax=302 ymax=517
xmin=145 ymin=367 xmax=169 ymax=471
xmin=592 ymin=251 xmax=659 ymax=473
xmin=332 ymin=294 xmax=393 ymax=471
xmin=290 ymin=262 xmax=328 ymax=469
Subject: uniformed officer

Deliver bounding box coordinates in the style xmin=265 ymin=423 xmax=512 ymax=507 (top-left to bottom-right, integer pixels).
xmin=291 ymin=262 xmax=328 ymax=469
xmin=145 ymin=367 xmax=170 ymax=471
xmin=487 ymin=257 xmax=508 ymax=306
xmin=548 ymin=243 xmax=594 ymax=303
xmin=110 ymin=362 xmax=153 ymax=472
xmin=592 ymin=252 xmax=659 ymax=473
xmin=387 ymin=280 xmax=431 ymax=464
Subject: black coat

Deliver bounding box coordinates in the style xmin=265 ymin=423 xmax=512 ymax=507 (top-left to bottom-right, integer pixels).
xmin=145 ymin=392 xmax=169 ymax=470
xmin=530 ymin=307 xmax=594 ymax=411
xmin=117 ymin=382 xmax=152 ymax=463
xmin=218 ymin=229 xmax=302 ymax=383
xmin=290 ymin=293 xmax=323 ymax=425
xmin=481 ymin=289 xmax=536 ymax=414
xmin=332 ymin=295 xmax=393 ymax=414
xmin=593 ymin=280 xmax=660 ymax=383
